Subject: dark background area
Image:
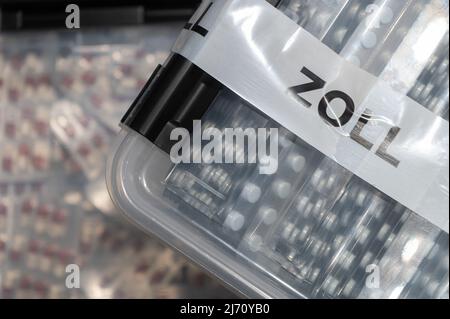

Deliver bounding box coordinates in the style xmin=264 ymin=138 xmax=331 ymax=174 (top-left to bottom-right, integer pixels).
xmin=0 ymin=0 xmax=201 ymax=30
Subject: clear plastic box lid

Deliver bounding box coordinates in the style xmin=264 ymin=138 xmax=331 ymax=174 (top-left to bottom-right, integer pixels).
xmin=107 ymin=0 xmax=449 ymax=298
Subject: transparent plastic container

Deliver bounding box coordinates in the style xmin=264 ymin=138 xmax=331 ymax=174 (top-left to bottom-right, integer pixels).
xmin=107 ymin=0 xmax=449 ymax=298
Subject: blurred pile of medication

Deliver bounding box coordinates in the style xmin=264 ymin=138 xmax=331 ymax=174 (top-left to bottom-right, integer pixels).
xmin=0 ymin=25 xmax=234 ymax=299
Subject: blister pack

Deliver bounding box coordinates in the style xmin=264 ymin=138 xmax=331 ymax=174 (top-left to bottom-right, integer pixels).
xmin=0 ymin=35 xmax=58 ymax=183
xmin=0 ymin=183 xmax=80 ymax=298
xmin=54 ymin=25 xmax=181 ymax=131
xmin=108 ymin=0 xmax=449 ymax=298
xmin=1 ymin=23 xmax=233 ymax=298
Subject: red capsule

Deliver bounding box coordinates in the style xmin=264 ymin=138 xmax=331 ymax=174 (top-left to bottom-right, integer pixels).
xmin=77 ymin=143 xmax=91 ymax=157
xmin=34 ymin=120 xmax=48 ymax=136
xmin=150 ymin=269 xmax=168 ymax=285
xmin=21 ymin=198 xmax=34 ymax=215
xmin=135 ymin=262 xmax=150 ymax=274
xmin=62 ymin=75 xmax=74 ymax=88
xmin=58 ymin=250 xmax=73 ymax=264
xmin=81 ymin=71 xmax=96 ymax=85
xmin=10 ymin=55 xmax=24 ymax=70
xmin=8 ymin=88 xmax=20 ymax=102
xmin=91 ymin=95 xmax=103 ymax=109
xmin=9 ymin=249 xmax=22 ymax=262
xmin=18 ymin=143 xmax=31 ymax=156
xmin=28 ymin=240 xmax=40 ymax=254
xmin=39 ymin=74 xmax=51 ymax=86
xmin=19 ymin=276 xmax=33 ymax=290
xmin=1 ymin=287 xmax=13 ymax=298
xmin=78 ymin=115 xmax=90 ymax=128
xmin=4 ymin=121 xmax=16 ymax=139
xmin=2 ymin=156 xmax=13 ymax=173
xmin=63 ymin=123 xmax=76 ymax=138
xmin=52 ymin=209 xmax=67 ymax=224
xmin=32 ymin=154 xmax=47 ymax=170
xmin=120 ymin=64 xmax=133 ymax=76
xmin=0 ymin=202 xmax=7 ymax=216
xmin=92 ymin=134 xmax=104 ymax=148
xmin=34 ymin=281 xmax=48 ymax=296
xmin=43 ymin=245 xmax=55 ymax=258
xmin=37 ymin=204 xmax=51 ymax=219
xmin=25 ymin=76 xmax=37 ymax=88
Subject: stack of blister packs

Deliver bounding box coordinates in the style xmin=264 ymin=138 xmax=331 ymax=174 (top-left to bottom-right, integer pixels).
xmin=0 ymin=25 xmax=234 ymax=299
xmin=108 ymin=0 xmax=449 ymax=298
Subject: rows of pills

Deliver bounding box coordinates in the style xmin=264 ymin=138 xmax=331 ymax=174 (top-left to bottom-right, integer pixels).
xmin=55 ymin=27 xmax=177 ymax=131
xmin=0 ymin=41 xmax=56 ymax=182
xmin=163 ymin=0 xmax=449 ymax=299
xmin=269 ymin=0 xmax=448 ymax=297
xmin=0 ymin=35 xmax=58 ymax=105
xmin=284 ymin=0 xmax=449 ymax=119
xmin=50 ymin=100 xmax=111 ymax=180
xmin=165 ymin=90 xmax=270 ymax=220
xmin=0 ymin=25 xmax=233 ymax=299
xmin=400 ymin=231 xmax=449 ymax=299
xmin=408 ymin=34 xmax=449 ymax=119
xmin=0 ymin=184 xmax=80 ymax=299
